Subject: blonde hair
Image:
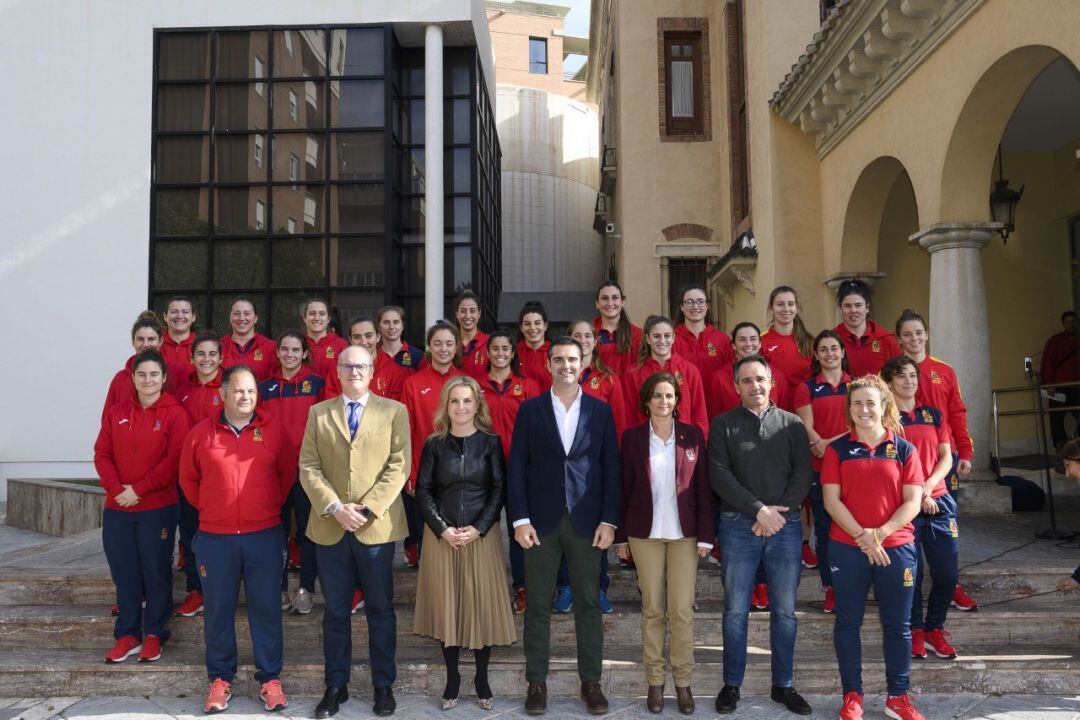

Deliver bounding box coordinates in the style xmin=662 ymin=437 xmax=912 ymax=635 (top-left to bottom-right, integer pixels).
xmin=845 ymin=374 xmax=902 ymax=435
xmin=429 ymin=375 xmax=495 ymax=440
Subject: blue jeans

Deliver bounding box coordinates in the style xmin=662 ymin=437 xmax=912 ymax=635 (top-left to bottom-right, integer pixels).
xmin=807 ymin=479 xmax=833 ymax=587
xmin=719 ymin=511 xmax=802 ymax=688
xmin=830 ymin=540 xmax=917 ymax=696
xmin=316 ymin=534 xmax=396 ymax=689
xmin=911 ymin=493 xmax=959 ymax=631
xmin=103 ymin=505 xmax=178 ymax=641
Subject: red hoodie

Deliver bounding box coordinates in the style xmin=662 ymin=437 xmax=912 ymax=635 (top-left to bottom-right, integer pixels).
xmin=580 ymin=367 xmax=629 ymax=445
xmin=594 ymin=316 xmax=643 ymax=375
xmin=258 ymin=366 xmax=329 ymax=449
xmin=94 ymin=393 xmax=190 ymax=512
xmin=401 ymin=365 xmax=466 ymax=488
xmin=916 ymin=355 xmax=972 ymax=461
xmin=482 ymin=374 xmax=542 ymax=459
xmin=160 ymin=333 xmax=196 ymax=377
xmin=673 ymin=323 xmax=733 ymax=383
xmin=516 ymin=339 xmax=553 ymax=393
xmin=220 ymin=333 xmax=279 ymax=381
xmin=705 ymin=363 xmax=792 ymax=419
xmin=179 ymin=409 xmax=296 ymax=534
xmin=176 ymin=369 xmax=223 ymax=425
xmin=623 ymin=355 xmax=709 ymax=438
xmin=102 ymin=354 xmax=186 ymax=422
xmin=306 ymin=333 xmax=349 ymax=384
xmin=834 ymin=320 xmax=900 ymax=378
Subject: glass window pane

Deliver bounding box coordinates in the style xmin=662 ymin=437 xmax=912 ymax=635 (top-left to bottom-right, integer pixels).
xmin=331 ymin=290 xmax=385 ymax=320
xmin=158 ymin=33 xmax=210 ymax=80
xmin=272 ymin=237 xmax=325 ymax=287
xmin=400 ymin=196 xmax=425 ymax=232
xmin=214 ymin=186 xmax=268 ymax=235
xmin=155 ymin=188 xmax=210 ymax=235
xmin=273 ymin=185 xmax=326 ymax=234
xmin=403 ymin=147 xmax=425 ymax=193
xmin=449 ymin=59 xmax=470 ymax=95
xmin=399 ymin=55 xmax=424 ymax=95
xmin=157 ymin=85 xmax=210 ymax=131
xmin=154 ymin=240 xmax=207 ymax=289
xmin=404 ymin=99 xmax=424 ymax=144
xmin=270 ymin=292 xmax=312 ymax=337
xmin=214 ymin=239 xmax=266 ymax=288
xmin=274 ymin=133 xmax=321 ymax=182
xmin=449 ymin=196 xmax=471 ymax=243
xmin=331 ymin=237 xmax=384 ymax=288
xmin=216 ymin=83 xmax=267 ymax=132
xmin=331 ymin=29 xmax=384 ymax=76
xmin=449 ymin=148 xmax=471 ymax=192
xmin=274 ymin=81 xmax=325 ymax=129
xmin=449 ymin=245 xmax=472 ymax=294
xmin=450 ymin=98 xmax=471 ymax=144
xmin=273 ymin=29 xmax=326 ymax=77
xmin=331 ymin=185 xmax=384 ymax=234
xmin=331 ymin=132 xmax=384 ymax=181
xmin=216 ymin=31 xmax=269 ymax=79
xmin=215 ymin=134 xmax=268 ymax=183
xmin=156 ymin=136 xmax=209 ymax=184
xmin=336 ymin=80 xmax=384 ymax=128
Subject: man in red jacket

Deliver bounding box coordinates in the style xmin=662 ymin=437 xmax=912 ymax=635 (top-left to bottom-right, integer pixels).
xmin=1041 ymin=311 xmax=1080 ymax=448
xmin=180 ymin=365 xmax=296 ymax=714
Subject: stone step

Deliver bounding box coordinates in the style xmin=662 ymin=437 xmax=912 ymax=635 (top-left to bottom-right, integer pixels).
xmin=1 ymin=596 xmax=1074 ymax=653
xmin=1 ymin=644 xmax=1076 ymax=697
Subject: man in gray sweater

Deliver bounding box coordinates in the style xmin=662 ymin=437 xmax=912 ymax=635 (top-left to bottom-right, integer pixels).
xmin=708 ymin=354 xmax=813 ymax=716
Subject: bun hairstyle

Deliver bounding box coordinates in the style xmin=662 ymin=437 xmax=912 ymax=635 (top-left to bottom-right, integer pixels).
xmin=894 ymin=308 xmax=928 ymax=337
xmin=518 ymin=300 xmax=550 ymax=345
xmin=836 ymin=278 xmax=873 ymax=310
xmin=131 ymin=310 xmax=163 ymax=340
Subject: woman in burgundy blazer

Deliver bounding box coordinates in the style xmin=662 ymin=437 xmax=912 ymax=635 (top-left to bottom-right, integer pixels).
xmin=615 ymin=371 xmax=714 ymax=715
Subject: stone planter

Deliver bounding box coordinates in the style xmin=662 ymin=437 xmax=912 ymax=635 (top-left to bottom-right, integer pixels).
xmin=6 ymin=479 xmax=104 ymax=537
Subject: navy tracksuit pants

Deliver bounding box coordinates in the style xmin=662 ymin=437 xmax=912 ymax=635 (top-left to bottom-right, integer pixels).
xmin=178 ymin=489 xmax=201 ymax=593
xmin=830 ymin=540 xmax=917 ymax=697
xmin=280 ymin=481 xmax=318 ymax=593
xmin=911 ymin=492 xmax=960 ymax=631
xmin=192 ymin=525 xmax=286 ymax=683
xmin=807 ymin=478 xmax=833 ymax=587
xmin=103 ymin=505 xmax=178 ymax=642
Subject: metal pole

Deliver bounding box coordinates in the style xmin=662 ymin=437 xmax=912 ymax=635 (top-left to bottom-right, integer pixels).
xmin=424 ymin=25 xmax=444 ymax=330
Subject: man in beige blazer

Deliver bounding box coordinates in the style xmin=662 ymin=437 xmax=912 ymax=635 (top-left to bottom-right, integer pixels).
xmin=300 ymin=344 xmax=410 ymax=718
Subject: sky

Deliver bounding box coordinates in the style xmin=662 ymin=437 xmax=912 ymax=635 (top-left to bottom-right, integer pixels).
xmin=560 ymin=0 xmax=590 ymax=75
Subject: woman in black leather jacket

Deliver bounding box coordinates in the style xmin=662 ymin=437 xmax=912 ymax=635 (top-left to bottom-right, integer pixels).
xmin=413 ymin=375 xmax=517 ymax=710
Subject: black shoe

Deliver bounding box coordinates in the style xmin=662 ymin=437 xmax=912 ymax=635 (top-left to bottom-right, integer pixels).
xmin=770 ymin=685 xmax=812 ymax=715
xmin=373 ymin=686 xmax=396 ymax=716
xmin=314 ymin=686 xmax=348 ymax=718
xmin=714 ymin=685 xmax=739 ymax=714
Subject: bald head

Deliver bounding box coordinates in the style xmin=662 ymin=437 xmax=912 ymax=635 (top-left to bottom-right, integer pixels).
xmin=337 ymin=345 xmax=374 ymax=399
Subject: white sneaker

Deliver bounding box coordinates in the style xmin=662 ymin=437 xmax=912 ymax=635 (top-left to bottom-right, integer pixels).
xmin=291 ymin=587 xmax=314 ymax=614
xmin=281 ymin=591 xmax=291 ymax=611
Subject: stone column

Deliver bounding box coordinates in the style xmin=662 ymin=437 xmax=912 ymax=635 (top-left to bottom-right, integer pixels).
xmin=424 ymin=25 xmax=444 ymax=329
xmin=909 ymin=222 xmax=1001 ymax=471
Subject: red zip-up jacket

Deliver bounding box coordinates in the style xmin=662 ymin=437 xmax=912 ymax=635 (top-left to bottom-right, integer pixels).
xmin=580 ymin=367 xmax=628 ymax=446
xmin=516 ymin=339 xmax=552 ymax=393
xmin=761 ymin=328 xmax=813 ymax=396
xmin=176 ymin=370 xmax=223 ymax=425
xmin=916 ymin=355 xmax=972 ymax=461
xmin=258 ymin=366 xmax=328 ymax=449
xmin=179 ymin=409 xmax=296 ymax=534
xmin=94 ymin=393 xmax=190 ymax=512
xmin=705 ymin=363 xmax=792 ymax=419
xmin=594 ymin=317 xmax=643 ymax=375
xmin=481 ymin=374 xmax=541 ymax=459
xmin=1041 ymin=330 xmax=1079 ymax=385
xmin=401 ymin=365 xmax=467 ymax=489
xmin=306 ymin=332 xmax=349 ymax=384
xmin=102 ymin=355 xmax=186 ymax=422
xmin=834 ymin=320 xmax=900 ymax=378
xmin=160 ymin=333 xmax=196 ymax=377
xmin=673 ymin=323 xmax=733 ymax=383
xmin=461 ymin=330 xmax=490 ymax=379
xmin=323 ymin=350 xmax=407 ymax=401
xmin=220 ymin=333 xmax=279 ymax=381
xmin=623 ymin=355 xmax=709 ymax=438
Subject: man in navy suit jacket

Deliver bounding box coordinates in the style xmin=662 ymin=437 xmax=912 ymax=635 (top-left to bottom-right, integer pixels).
xmin=508 ymin=336 xmax=620 ymax=716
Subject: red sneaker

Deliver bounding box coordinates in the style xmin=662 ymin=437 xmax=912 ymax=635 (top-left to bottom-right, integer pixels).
xmin=176 ymin=590 xmax=204 ymax=617
xmin=138 ymin=634 xmax=163 ymax=663
xmin=884 ymin=694 xmax=925 ymax=720
xmin=823 ymin=586 xmax=836 ymax=614
xmin=404 ymin=544 xmax=420 ymax=569
xmin=288 ymin=538 xmax=300 ymax=570
xmin=910 ymin=628 xmax=926 ymax=659
xmin=204 ymin=678 xmax=232 ymax=714
xmin=840 ymin=691 xmax=863 ymax=720
xmin=925 ymin=628 xmax=958 ymax=659
xmin=514 ymin=587 xmax=528 ymax=614
xmin=104 ymin=635 xmax=142 ymax=663
xmin=801 ymin=541 xmax=818 ymax=569
xmin=751 ymin=582 xmax=769 ymax=610
xmin=351 ymin=589 xmax=365 ymax=614
xmin=260 ymin=679 xmax=289 ymax=712
xmin=951 ymin=584 xmax=978 ymax=611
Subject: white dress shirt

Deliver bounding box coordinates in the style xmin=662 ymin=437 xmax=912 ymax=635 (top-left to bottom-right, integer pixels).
xmin=647 ymin=424 xmax=684 ymax=540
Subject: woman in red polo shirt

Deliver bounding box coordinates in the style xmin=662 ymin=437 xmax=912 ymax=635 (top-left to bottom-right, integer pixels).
xmin=303 ymin=298 xmax=348 ymax=383
xmin=762 ymin=285 xmax=814 ymax=398
xmin=833 ymin=279 xmax=899 ymax=377
xmin=220 ymin=297 xmax=278 ymax=381
xmin=821 ymin=374 xmax=925 ymax=720
xmin=672 ymin=283 xmax=732 ymax=382
xmin=516 ymin=301 xmax=552 ymax=392
xmin=95 ymin=350 xmax=190 ymax=664
xmin=377 ymin=305 xmax=424 ymax=371
xmin=455 ymin=290 xmax=489 ymax=379
xmin=623 ymin=315 xmax=708 ymax=438
xmin=593 ymin=281 xmax=643 ymax=375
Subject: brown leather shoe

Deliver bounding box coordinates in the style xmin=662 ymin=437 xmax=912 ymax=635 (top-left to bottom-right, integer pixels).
xmin=646 ymin=684 xmax=664 ymax=713
xmin=581 ymin=680 xmax=609 ymax=715
xmin=524 ymin=682 xmax=547 ymax=715
xmin=675 ymin=686 xmax=695 ymax=714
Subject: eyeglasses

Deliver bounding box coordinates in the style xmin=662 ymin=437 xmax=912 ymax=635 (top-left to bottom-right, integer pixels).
xmin=339 ymin=363 xmax=373 ymax=373
xmin=682 ymin=299 xmax=707 ymax=307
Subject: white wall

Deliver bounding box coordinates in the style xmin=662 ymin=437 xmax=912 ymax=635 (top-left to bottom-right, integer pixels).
xmin=0 ymin=0 xmax=493 ymax=500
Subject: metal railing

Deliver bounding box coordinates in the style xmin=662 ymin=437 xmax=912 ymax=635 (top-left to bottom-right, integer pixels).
xmin=992 ymin=378 xmax=1080 ymax=477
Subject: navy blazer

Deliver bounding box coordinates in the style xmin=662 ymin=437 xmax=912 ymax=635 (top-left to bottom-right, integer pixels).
xmin=507 ymin=391 xmax=621 ymax=537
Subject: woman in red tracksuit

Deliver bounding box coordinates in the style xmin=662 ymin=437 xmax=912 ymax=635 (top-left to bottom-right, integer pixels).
xmin=258 ymin=331 xmax=330 ymax=615
xmin=220 ymin=296 xmax=278 ymax=381
xmin=456 ymin=290 xmax=490 ymax=379
xmin=346 ymin=317 xmax=410 ymax=402
xmin=705 ymin=322 xmax=792 ymax=421
xmin=593 ymin=281 xmax=643 ymax=375
xmin=303 ymin=298 xmax=349 ymax=383
xmin=377 ymin=304 xmax=424 ymax=371
xmin=401 ymin=322 xmax=467 ymax=567
xmin=569 ymin=319 xmax=629 ymax=442
xmin=833 ymin=279 xmax=899 ymax=377
xmin=95 ymin=350 xmax=190 ymax=664
xmin=481 ymin=328 xmax=541 ymax=612
xmin=761 ymin=285 xmax=815 ymax=398
xmin=672 ymin=283 xmax=733 ymax=383
xmin=624 ymin=315 xmax=708 ymax=438
xmin=103 ymin=311 xmax=184 ymax=418
xmin=516 ymin=301 xmax=552 ymax=392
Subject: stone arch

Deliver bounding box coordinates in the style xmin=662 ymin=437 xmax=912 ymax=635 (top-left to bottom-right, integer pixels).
xmin=839 ymin=156 xmax=918 ymax=275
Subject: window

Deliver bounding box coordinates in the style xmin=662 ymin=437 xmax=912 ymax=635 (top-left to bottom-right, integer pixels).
xmin=287 ymin=217 xmax=297 ymax=234
xmin=255 ymin=199 xmax=267 ymax=230
xmin=254 ymin=56 xmax=266 ymax=97
xmin=254 ymin=134 xmax=265 ymax=168
xmin=664 ymin=34 xmax=702 ymax=135
xmin=667 ymin=258 xmax=707 ymax=319
xmin=288 ymin=89 xmax=299 ymax=122
xmin=289 ymin=154 xmax=299 ymax=186
xmin=724 ymin=1 xmax=750 ymax=229
xmin=283 ymin=30 xmax=294 ymax=55
xmin=529 ymin=37 xmax=547 ymax=74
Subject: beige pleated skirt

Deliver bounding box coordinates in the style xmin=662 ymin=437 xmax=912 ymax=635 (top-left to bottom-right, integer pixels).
xmin=413 ymin=524 xmax=517 ymax=649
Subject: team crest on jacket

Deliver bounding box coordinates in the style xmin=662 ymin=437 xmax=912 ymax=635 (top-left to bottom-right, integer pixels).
xmin=921 ymin=409 xmax=934 ymax=424
xmin=254 ymin=349 xmax=264 ymax=362
xmin=401 ymin=351 xmax=412 ymax=366
xmin=707 ymin=342 xmax=717 ymax=357
xmin=301 ymin=380 xmax=312 ymax=394
xmin=675 ymin=370 xmax=684 ymax=385
xmin=884 ymin=443 xmax=898 ymax=459
xmin=902 ymin=567 xmax=914 ymax=587
xmin=153 ymin=420 xmax=161 ymax=431
xmin=212 ymin=396 xmax=220 ymax=406
xmin=871 ymin=340 xmax=881 ymax=353
xmin=930 ymin=370 xmax=942 ymax=384
xmin=253 ymin=428 xmax=263 ymax=442
xmin=161 ymin=528 xmax=168 ymax=540
xmin=513 ymin=383 xmax=523 ymax=396
xmin=475 ymin=350 xmax=484 ymax=364
xmin=949 ymin=519 xmax=958 ymax=538
xmin=199 ymin=565 xmax=208 ymax=578
xmin=326 ymin=346 xmax=335 ymax=359
xmin=685 ymin=447 xmax=696 ymax=462
xmin=590 ymin=376 xmax=601 ymax=389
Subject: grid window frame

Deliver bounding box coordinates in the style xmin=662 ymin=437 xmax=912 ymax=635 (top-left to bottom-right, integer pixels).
xmin=656 ymin=18 xmax=712 ymax=143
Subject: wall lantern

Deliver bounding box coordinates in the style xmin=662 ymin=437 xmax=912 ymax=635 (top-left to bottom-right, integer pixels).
xmin=989 ymin=144 xmax=1023 ymax=242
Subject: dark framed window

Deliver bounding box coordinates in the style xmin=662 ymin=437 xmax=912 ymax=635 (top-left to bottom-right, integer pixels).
xmin=529 ymin=37 xmax=548 ymax=74
xmin=664 ymin=33 xmax=702 ymax=135
xmin=667 ymin=258 xmax=707 ymax=319
xmin=725 ymin=0 xmax=750 ymax=232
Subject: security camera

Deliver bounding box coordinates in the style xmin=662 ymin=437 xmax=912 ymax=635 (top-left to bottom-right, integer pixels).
xmin=605 ymin=223 xmax=616 ymax=234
